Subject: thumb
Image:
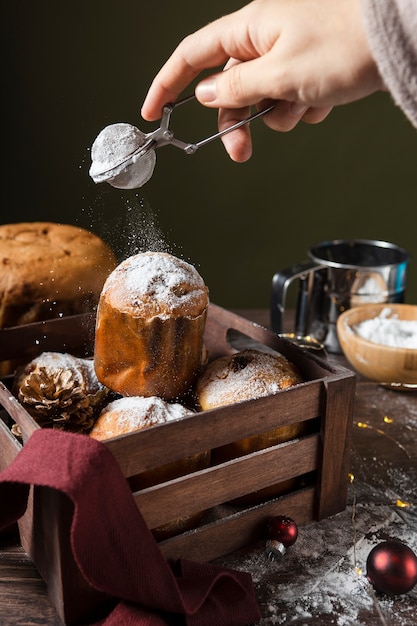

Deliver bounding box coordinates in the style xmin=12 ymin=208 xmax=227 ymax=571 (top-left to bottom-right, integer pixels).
xmin=195 ymin=56 xmax=278 ymax=109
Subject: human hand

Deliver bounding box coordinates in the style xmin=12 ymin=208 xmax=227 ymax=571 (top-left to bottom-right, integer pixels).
xmin=141 ymin=0 xmax=383 ymax=162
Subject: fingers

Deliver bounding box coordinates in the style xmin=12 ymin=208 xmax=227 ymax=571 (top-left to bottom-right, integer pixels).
xmin=142 ymin=0 xmax=382 ymax=126
xmin=216 ymin=101 xmax=333 ymax=161
xmin=301 ymin=106 xmax=333 ymax=124
xmin=218 ymin=105 xmax=253 ymax=163
xmin=255 ymin=101 xmax=325 ymax=133
xmin=141 ymin=14 xmax=241 ymax=121
xmin=141 ymin=4 xmax=275 ymax=119
xmin=195 ymin=55 xmax=283 ymax=110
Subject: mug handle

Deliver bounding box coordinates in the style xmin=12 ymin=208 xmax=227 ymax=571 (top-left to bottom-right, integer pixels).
xmin=270 ymin=261 xmax=323 ymax=334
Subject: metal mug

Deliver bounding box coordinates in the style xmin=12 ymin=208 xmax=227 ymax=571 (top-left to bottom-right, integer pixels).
xmin=271 ymin=239 xmax=410 ymax=353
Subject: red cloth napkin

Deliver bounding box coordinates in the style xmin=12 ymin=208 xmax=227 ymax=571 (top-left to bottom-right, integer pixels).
xmin=0 ymin=429 xmax=261 ymax=625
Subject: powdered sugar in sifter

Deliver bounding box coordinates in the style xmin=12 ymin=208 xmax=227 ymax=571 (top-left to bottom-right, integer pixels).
xmin=89 ymin=95 xmax=275 ymax=189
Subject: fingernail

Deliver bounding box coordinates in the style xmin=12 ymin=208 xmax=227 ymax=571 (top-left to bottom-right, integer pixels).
xmin=290 ymin=102 xmax=308 ymax=117
xmin=195 ymin=77 xmax=217 ymax=103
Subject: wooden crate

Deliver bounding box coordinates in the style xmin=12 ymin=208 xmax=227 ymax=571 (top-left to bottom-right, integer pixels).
xmin=0 ymin=304 xmax=356 ymax=624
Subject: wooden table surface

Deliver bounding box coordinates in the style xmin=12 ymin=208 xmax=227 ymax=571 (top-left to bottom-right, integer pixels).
xmin=1 ymin=309 xmax=416 ymax=625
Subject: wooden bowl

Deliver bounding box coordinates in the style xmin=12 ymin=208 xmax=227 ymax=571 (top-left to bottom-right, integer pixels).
xmin=337 ymin=303 xmax=417 ymax=384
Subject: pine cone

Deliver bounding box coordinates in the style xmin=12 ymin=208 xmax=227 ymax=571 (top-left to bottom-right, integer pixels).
xmin=14 ymin=352 xmax=109 ymax=432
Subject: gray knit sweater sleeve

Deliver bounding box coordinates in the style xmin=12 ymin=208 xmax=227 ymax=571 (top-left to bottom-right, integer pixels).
xmin=361 ymin=0 xmax=417 ymax=128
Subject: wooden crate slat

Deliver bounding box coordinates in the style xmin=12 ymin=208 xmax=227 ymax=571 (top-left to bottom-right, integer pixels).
xmin=158 ymin=486 xmax=316 ymax=562
xmin=135 ymin=434 xmax=319 ymax=528
xmin=0 ymin=313 xmax=95 ymax=361
xmin=106 ymin=384 xmax=322 ymax=476
xmin=0 ymin=411 xmax=22 ymax=470
xmin=205 ymin=304 xmax=343 ymax=380
xmin=0 ymin=381 xmax=38 ymax=441
xmin=315 ymin=374 xmax=356 ymax=519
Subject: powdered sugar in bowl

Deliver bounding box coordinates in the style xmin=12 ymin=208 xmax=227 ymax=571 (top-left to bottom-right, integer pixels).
xmin=337 ymin=303 xmax=417 ymax=384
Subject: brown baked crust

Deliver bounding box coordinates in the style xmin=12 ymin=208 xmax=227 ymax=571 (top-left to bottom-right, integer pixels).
xmin=196 ymin=348 xmax=303 ymax=410
xmin=94 ymin=252 xmax=209 ymax=399
xmin=0 ymin=222 xmax=117 ymax=328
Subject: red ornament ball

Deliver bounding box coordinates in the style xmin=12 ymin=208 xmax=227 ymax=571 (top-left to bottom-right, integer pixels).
xmin=268 ymin=515 xmax=298 ymax=548
xmin=366 ymin=540 xmax=417 ymax=596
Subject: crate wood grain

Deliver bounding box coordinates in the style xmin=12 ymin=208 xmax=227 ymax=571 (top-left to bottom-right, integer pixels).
xmin=0 ymin=304 xmax=356 ymax=624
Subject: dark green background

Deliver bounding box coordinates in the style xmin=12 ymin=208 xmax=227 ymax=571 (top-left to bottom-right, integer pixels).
xmin=3 ymin=1 xmax=417 ymax=311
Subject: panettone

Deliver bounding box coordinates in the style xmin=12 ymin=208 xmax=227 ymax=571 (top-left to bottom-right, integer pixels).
xmin=0 ymin=222 xmax=117 ymax=328
xmin=196 ymin=349 xmax=303 ymax=410
xmin=90 ymin=395 xmax=210 ymax=539
xmin=94 ymin=251 xmax=209 ymax=399
xmin=195 ymin=349 xmax=305 ymax=503
xmin=89 ymin=395 xmax=193 ymax=440
xmin=0 ymin=222 xmax=117 ymax=375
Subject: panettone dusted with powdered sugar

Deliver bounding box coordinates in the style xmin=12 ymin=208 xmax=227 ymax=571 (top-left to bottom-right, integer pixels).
xmin=195 ymin=348 xmax=305 ymax=503
xmin=89 ymin=395 xmax=193 ymax=441
xmin=90 ymin=394 xmax=210 ymax=539
xmin=195 ymin=349 xmax=303 ymax=410
xmin=94 ymin=251 xmax=209 ymax=399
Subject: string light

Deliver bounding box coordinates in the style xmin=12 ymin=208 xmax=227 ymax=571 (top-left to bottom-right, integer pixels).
xmin=354 ymin=420 xmax=410 ymax=458
xmin=395 ymin=499 xmax=412 ymax=509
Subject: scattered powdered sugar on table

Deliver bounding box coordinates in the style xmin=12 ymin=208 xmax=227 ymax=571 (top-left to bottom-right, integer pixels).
xmin=216 ymin=394 xmax=417 ymax=625
xmin=217 ymin=501 xmax=417 ymax=625
xmin=354 ymin=307 xmax=417 ymax=348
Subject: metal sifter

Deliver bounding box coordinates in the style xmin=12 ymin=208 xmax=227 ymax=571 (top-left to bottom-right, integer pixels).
xmin=89 ymin=95 xmax=275 ymax=189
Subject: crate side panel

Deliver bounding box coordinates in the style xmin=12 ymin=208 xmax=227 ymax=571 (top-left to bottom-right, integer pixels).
xmin=158 ymin=486 xmax=316 ymax=562
xmin=135 ymin=434 xmax=320 ymax=528
xmin=106 ymin=384 xmax=322 ymax=477
xmin=315 ymin=374 xmax=356 ymax=519
xmin=205 ymin=304 xmax=351 ymax=381
xmin=0 ymin=313 xmax=95 ymax=362
xmin=0 ymin=305 xmax=356 ymax=624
